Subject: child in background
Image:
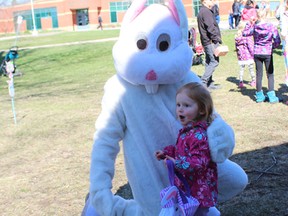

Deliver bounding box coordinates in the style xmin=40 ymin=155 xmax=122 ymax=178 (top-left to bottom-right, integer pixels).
xmin=155 ymin=82 xmax=218 ymax=216
xmin=235 ymin=21 xmax=256 ymax=88
xmin=243 ymin=9 xmax=281 ymax=103
xmin=229 ymin=10 xmax=234 ymax=29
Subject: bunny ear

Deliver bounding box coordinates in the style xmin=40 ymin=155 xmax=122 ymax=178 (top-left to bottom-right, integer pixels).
xmin=161 ymin=186 xmax=179 ymax=207
xmin=122 ymin=0 xmax=147 ymax=25
xmin=167 ymin=0 xmax=180 ymax=25
xmin=167 ymin=0 xmax=188 ymax=41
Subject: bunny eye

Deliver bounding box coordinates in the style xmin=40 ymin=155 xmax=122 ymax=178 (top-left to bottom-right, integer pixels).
xmin=157 ymin=33 xmax=170 ymax=52
xmin=136 ymin=37 xmax=148 ymax=50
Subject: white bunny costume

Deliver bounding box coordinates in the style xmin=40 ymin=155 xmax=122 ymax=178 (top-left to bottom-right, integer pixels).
xmin=85 ymin=0 xmax=248 ymax=215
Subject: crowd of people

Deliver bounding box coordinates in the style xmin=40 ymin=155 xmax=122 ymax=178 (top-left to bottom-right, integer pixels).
xmin=195 ymin=0 xmax=288 ymax=105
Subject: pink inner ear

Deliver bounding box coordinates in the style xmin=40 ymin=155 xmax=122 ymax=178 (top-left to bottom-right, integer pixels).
xmin=130 ymin=4 xmax=146 ymax=22
xmin=168 ymin=0 xmax=180 ymax=25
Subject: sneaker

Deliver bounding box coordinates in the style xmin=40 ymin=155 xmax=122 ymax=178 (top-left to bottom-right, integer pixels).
xmin=255 ymin=90 xmax=265 ymax=103
xmin=238 ymin=81 xmax=244 ymax=88
xmin=267 ymin=91 xmax=279 ymax=103
xmin=249 ymin=80 xmax=256 ymax=87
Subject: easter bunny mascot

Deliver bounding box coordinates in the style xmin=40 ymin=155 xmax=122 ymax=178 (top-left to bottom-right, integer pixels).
xmin=84 ymin=0 xmax=248 ymax=215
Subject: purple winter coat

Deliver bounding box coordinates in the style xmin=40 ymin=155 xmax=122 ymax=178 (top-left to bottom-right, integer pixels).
xmin=235 ymin=35 xmax=254 ymax=62
xmin=243 ymin=21 xmax=281 ymax=55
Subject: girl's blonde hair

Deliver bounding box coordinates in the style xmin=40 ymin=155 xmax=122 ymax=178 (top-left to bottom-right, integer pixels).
xmin=257 ymin=8 xmax=267 ymax=20
xmin=235 ymin=21 xmax=246 ymax=38
xmin=176 ymin=82 xmax=214 ymax=123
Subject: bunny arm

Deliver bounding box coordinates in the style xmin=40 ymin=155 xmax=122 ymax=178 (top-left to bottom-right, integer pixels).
xmin=89 ymin=76 xmax=145 ymax=215
xmin=207 ymin=113 xmax=235 ymax=163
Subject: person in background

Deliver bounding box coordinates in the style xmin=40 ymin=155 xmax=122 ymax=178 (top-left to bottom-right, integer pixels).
xmin=235 ymin=22 xmax=256 ymax=88
xmin=277 ymin=0 xmax=288 ymax=87
xmin=155 ymin=82 xmax=219 ymax=216
xmin=212 ymin=0 xmax=220 ymax=24
xmin=241 ymin=0 xmax=257 ymax=22
xmin=197 ymin=0 xmax=222 ymax=90
xmin=229 ymin=10 xmax=234 ymax=29
xmin=239 ymin=0 xmax=245 ymax=13
xmin=243 ymin=9 xmax=281 ymax=103
xmin=259 ymin=0 xmax=270 ymax=17
xmin=232 ymin=0 xmax=241 ymax=28
xmin=97 ymin=15 xmax=103 ymax=30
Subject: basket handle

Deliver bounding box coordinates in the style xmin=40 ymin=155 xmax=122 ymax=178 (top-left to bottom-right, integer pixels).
xmin=166 ymin=160 xmax=191 ymax=197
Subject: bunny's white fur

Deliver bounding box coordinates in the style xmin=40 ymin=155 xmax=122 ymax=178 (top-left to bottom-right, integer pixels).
xmin=88 ymin=0 xmax=248 ymax=215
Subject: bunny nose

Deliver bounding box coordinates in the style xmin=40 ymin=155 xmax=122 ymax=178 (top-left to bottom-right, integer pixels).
xmin=145 ymin=70 xmax=157 ymax=80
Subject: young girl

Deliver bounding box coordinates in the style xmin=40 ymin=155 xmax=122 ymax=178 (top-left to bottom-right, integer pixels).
xmin=155 ymin=82 xmax=218 ymax=216
xmin=243 ymin=9 xmax=281 ymax=103
xmin=235 ymin=21 xmax=256 ymax=88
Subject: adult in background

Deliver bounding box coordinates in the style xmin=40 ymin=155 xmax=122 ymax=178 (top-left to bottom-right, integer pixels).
xmin=197 ymin=0 xmax=222 ymax=89
xmin=97 ymin=15 xmax=103 ymax=30
xmin=232 ymin=0 xmax=241 ymax=28
xmin=241 ymin=0 xmax=257 ymax=22
xmin=212 ymin=0 xmax=220 ymax=24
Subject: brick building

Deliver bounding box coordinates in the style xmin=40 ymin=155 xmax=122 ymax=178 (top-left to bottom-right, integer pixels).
xmin=0 ymin=0 xmax=281 ymax=34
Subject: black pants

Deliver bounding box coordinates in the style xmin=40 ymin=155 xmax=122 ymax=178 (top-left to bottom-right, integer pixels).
xmin=233 ymin=14 xmax=240 ymax=28
xmin=254 ymin=54 xmax=274 ymax=92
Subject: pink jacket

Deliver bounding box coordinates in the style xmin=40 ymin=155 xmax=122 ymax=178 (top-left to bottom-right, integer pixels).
xmin=241 ymin=6 xmax=257 ymax=21
xmin=163 ymin=121 xmax=218 ymax=208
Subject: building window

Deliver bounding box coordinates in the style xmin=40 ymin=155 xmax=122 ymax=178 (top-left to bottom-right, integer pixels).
xmin=147 ymin=0 xmax=164 ymax=4
xmin=110 ymin=2 xmax=130 ymax=23
xmin=193 ymin=0 xmax=201 ymax=17
xmin=110 ymin=1 xmax=130 ymax=12
xmin=109 ymin=0 xmax=163 ymax=23
xmin=13 ymin=7 xmax=59 ymax=31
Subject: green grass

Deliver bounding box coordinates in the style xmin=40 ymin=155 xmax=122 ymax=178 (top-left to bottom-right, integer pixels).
xmin=0 ymin=29 xmax=120 ymax=51
xmin=0 ymin=29 xmax=287 ymax=216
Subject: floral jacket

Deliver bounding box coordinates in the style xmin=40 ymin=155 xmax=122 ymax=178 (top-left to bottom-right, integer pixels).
xmin=235 ymin=34 xmax=254 ymax=61
xmin=243 ymin=21 xmax=281 ymax=55
xmin=163 ymin=121 xmax=218 ymax=207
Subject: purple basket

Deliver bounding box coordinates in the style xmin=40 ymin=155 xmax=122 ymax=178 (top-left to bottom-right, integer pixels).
xmin=159 ymin=160 xmax=199 ymax=215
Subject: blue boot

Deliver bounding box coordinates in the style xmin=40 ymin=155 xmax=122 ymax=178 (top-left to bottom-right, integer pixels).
xmin=255 ymin=90 xmax=265 ymax=103
xmin=267 ymin=91 xmax=279 ymax=103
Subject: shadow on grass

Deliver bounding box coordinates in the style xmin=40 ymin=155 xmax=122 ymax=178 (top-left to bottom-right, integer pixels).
xmin=115 ymin=142 xmax=288 ymax=215
xmin=226 ymin=76 xmax=287 ymax=104
xmin=219 ymin=142 xmax=288 ymax=216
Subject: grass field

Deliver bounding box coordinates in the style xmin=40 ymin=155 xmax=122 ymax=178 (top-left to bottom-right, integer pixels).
xmin=0 ymin=28 xmax=287 ymax=216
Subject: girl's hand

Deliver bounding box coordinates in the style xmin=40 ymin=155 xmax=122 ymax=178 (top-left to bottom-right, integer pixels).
xmin=155 ymin=150 xmax=166 ymax=160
